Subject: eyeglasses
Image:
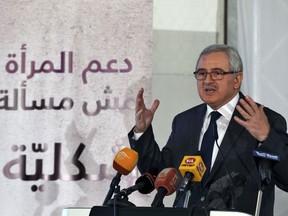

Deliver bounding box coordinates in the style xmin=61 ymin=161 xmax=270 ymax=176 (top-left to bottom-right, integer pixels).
xmin=193 ymin=69 xmax=239 ymax=80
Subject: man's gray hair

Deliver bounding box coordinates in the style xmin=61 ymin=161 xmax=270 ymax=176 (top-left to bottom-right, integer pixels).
xmin=195 ymin=44 xmax=243 ymax=72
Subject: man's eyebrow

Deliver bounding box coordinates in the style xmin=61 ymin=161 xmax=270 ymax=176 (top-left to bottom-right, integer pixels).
xmin=211 ymin=67 xmax=224 ymax=70
xmin=196 ymin=67 xmax=224 ymax=71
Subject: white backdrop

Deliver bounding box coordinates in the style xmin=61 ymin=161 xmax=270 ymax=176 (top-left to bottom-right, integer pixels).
xmin=0 ymin=1 xmax=153 ymax=215
xmin=238 ymin=0 xmax=288 ymax=215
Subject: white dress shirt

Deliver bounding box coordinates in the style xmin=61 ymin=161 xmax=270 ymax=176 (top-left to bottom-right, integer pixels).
xmin=198 ymin=93 xmax=239 ymax=170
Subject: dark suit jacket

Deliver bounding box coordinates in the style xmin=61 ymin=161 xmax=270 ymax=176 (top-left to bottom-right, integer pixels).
xmin=128 ymin=92 xmax=288 ymax=216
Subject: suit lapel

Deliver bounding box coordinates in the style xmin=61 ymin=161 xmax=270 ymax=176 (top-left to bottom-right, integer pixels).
xmin=209 ymin=110 xmax=245 ymax=178
xmin=208 ymin=93 xmax=246 ymax=182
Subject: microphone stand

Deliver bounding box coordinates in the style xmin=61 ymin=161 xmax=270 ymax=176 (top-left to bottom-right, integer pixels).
xmin=183 ymin=181 xmax=193 ymax=208
xmin=254 ymin=159 xmax=272 ymax=216
xmin=103 ymin=172 xmax=122 ymax=206
xmin=173 ymin=172 xmax=193 ymax=208
xmin=107 ymin=194 xmax=136 ymax=207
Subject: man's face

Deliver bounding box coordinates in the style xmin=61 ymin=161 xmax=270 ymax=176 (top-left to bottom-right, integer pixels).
xmin=196 ymin=52 xmax=243 ymax=110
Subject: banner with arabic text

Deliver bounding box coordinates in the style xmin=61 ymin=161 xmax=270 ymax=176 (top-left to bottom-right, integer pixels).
xmin=0 ymin=0 xmax=153 ymax=215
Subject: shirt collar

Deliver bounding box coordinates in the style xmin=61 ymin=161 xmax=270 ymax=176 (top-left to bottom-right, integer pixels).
xmin=206 ymin=93 xmax=239 ymax=120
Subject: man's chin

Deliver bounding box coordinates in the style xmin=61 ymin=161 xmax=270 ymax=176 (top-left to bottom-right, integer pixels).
xmin=200 ymin=94 xmax=216 ymax=103
xmin=201 ymin=96 xmax=218 ymax=109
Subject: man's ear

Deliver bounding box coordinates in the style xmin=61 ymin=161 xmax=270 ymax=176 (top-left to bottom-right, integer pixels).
xmin=234 ymin=72 xmax=243 ymax=89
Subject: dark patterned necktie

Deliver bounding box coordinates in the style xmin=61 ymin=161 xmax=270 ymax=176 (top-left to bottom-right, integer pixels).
xmin=201 ymin=111 xmax=221 ymax=184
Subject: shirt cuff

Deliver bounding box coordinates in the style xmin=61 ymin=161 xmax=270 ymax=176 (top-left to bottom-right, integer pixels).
xmin=133 ymin=131 xmax=144 ymax=140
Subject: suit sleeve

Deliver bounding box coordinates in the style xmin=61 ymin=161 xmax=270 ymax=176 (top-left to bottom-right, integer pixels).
xmin=258 ymin=108 xmax=288 ymax=192
xmin=128 ymin=125 xmax=173 ymax=176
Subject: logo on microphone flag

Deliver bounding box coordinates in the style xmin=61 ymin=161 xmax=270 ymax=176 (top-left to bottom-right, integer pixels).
xmin=179 ymin=156 xmax=206 ymax=182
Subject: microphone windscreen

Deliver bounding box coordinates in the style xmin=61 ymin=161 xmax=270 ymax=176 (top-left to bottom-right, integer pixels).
xmin=209 ymin=172 xmax=247 ymax=197
xmin=155 ymin=168 xmax=182 ymax=195
xmin=113 ymin=148 xmax=138 ymax=175
xmin=136 ymin=173 xmax=155 ymax=194
xmin=179 ymin=155 xmax=206 ymax=182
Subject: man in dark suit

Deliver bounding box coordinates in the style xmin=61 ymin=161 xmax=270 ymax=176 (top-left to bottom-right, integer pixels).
xmin=128 ymin=44 xmax=288 ymax=215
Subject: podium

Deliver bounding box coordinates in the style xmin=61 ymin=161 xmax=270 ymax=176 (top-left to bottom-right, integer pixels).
xmin=61 ymin=206 xmax=252 ymax=216
xmin=89 ymin=206 xmax=205 ymax=216
xmin=88 ymin=206 xmax=252 ymax=216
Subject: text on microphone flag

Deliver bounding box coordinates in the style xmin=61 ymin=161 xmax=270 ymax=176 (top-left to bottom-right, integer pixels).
xmin=252 ymin=149 xmax=280 ymax=161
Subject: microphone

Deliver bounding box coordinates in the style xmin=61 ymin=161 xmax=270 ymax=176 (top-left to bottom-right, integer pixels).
xmin=252 ymin=149 xmax=280 ymax=162
xmin=116 ymin=173 xmax=155 ymax=198
xmin=253 ymin=149 xmax=280 ymax=187
xmin=252 ymin=149 xmax=279 ymax=216
xmin=113 ymin=147 xmax=139 ymax=175
xmin=151 ymin=168 xmax=182 ymax=207
xmin=206 ymin=172 xmax=247 ymax=210
xmin=173 ymin=155 xmax=206 ymax=208
xmin=102 ymin=147 xmax=138 ymax=206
